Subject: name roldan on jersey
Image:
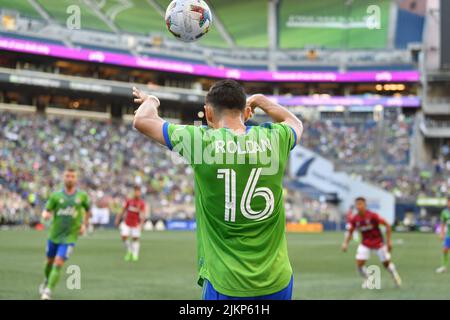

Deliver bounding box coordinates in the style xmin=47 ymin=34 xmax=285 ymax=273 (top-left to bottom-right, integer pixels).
xmin=214 ymin=138 xmax=272 ymax=154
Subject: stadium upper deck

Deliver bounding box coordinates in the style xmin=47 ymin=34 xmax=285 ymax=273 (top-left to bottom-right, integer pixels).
xmin=0 ymin=0 xmax=424 ymax=70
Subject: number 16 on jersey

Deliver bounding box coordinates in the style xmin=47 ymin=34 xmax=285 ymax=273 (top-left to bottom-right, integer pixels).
xmin=217 ymin=168 xmax=275 ymax=223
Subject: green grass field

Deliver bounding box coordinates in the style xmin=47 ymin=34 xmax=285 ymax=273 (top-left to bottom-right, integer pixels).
xmin=0 ymin=230 xmax=448 ymax=300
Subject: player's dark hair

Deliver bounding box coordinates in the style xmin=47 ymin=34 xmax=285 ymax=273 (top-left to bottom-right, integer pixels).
xmin=355 ymin=197 xmax=366 ymax=202
xmin=65 ymin=167 xmax=77 ymax=173
xmin=205 ymin=80 xmax=247 ymax=112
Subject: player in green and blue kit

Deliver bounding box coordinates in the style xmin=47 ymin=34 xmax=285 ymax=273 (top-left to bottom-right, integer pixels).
xmin=132 ymin=80 xmax=303 ymax=299
xmin=436 ymin=197 xmax=450 ymax=273
xmin=39 ymin=168 xmax=90 ymax=300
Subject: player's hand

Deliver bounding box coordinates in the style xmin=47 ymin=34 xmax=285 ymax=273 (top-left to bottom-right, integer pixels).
xmin=115 ymin=220 xmax=120 ymax=228
xmin=440 ymin=233 xmax=445 ymax=241
xmin=42 ymin=211 xmax=51 ymax=220
xmin=132 ymin=87 xmax=160 ymax=106
xmin=341 ymin=243 xmax=348 ymax=252
xmin=246 ymin=94 xmax=265 ymax=114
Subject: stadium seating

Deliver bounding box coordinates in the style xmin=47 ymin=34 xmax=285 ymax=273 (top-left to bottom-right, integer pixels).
xmin=207 ymin=0 xmax=268 ymax=48
xmin=0 ymin=0 xmax=41 ymax=19
xmin=1 ymin=110 xmax=448 ymax=227
xmin=0 ymin=0 xmax=400 ymax=50
xmin=98 ymin=0 xmax=166 ymax=34
xmin=37 ymin=0 xmax=111 ymax=32
xmin=278 ymin=0 xmax=390 ymax=49
xmin=302 ymin=117 xmax=412 ymax=165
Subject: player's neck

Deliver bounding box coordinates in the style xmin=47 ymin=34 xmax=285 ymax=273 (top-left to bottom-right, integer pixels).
xmin=64 ymin=186 xmax=76 ymax=195
xmin=215 ymin=115 xmax=246 ymax=133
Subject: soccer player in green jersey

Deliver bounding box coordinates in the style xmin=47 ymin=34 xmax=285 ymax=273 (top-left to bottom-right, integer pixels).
xmin=39 ymin=168 xmax=90 ymax=300
xmin=132 ymin=80 xmax=303 ymax=300
xmin=436 ymin=197 xmax=450 ymax=274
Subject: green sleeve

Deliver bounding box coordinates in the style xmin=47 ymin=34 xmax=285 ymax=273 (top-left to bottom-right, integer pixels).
xmin=45 ymin=193 xmax=57 ymax=212
xmin=83 ymin=193 xmax=90 ymax=211
xmin=441 ymin=210 xmax=449 ymax=223
xmin=268 ymin=123 xmax=298 ymax=156
xmin=164 ymin=122 xmax=202 ymax=165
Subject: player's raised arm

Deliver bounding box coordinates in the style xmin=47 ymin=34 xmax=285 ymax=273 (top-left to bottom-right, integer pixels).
xmin=132 ymin=87 xmax=166 ymax=146
xmin=247 ymin=94 xmax=303 ymax=145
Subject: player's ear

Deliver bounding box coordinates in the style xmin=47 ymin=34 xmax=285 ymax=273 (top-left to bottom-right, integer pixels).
xmin=204 ymin=104 xmax=214 ymax=124
xmin=243 ymin=105 xmax=253 ymax=122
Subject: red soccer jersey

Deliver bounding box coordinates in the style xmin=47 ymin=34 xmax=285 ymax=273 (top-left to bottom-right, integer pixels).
xmin=124 ymin=198 xmax=146 ymax=227
xmin=350 ymin=210 xmax=384 ymax=249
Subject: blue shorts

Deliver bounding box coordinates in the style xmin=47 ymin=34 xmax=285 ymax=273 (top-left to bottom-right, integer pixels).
xmin=444 ymin=237 xmax=450 ymax=249
xmin=202 ymin=276 xmax=293 ymax=300
xmin=46 ymin=240 xmax=75 ymax=260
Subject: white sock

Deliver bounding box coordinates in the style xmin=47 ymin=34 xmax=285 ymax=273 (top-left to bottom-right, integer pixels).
xmin=387 ymin=262 xmax=398 ymax=276
xmin=124 ymin=239 xmax=131 ymax=253
xmin=358 ymin=266 xmax=368 ymax=279
xmin=132 ymin=240 xmax=140 ymax=257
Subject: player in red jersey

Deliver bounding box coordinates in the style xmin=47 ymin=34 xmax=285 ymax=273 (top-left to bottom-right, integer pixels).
xmin=341 ymin=197 xmax=402 ymax=288
xmin=115 ymin=186 xmax=147 ymax=262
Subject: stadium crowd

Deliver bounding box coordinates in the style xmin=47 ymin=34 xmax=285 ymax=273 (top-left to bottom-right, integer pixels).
xmin=302 ymin=116 xmax=412 ymax=165
xmin=0 ymin=111 xmax=448 ymax=226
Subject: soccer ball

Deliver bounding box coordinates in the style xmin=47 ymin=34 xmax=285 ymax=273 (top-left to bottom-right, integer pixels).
xmin=165 ymin=0 xmax=212 ymax=42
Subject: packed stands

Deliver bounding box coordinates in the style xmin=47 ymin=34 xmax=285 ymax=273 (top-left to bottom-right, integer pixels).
xmin=1 ymin=110 xmax=447 ymax=226
xmin=301 ymin=116 xmax=413 ymax=166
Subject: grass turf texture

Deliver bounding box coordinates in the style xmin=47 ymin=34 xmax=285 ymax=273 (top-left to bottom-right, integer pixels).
xmin=0 ymin=230 xmax=448 ymax=299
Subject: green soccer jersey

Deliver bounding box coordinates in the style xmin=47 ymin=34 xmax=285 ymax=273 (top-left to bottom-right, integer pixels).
xmin=45 ymin=190 xmax=90 ymax=244
xmin=441 ymin=208 xmax=450 ymax=237
xmin=164 ymin=122 xmax=296 ymax=297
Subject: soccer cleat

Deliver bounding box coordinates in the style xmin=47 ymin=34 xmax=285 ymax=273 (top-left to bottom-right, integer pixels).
xmin=131 ymin=254 xmax=139 ymax=262
xmin=39 ymin=280 xmax=48 ymax=295
xmin=361 ymin=279 xmax=369 ymax=289
xmin=124 ymin=252 xmax=132 ymax=262
xmin=40 ymin=287 xmax=51 ymax=300
xmin=436 ymin=266 xmax=447 ymax=274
